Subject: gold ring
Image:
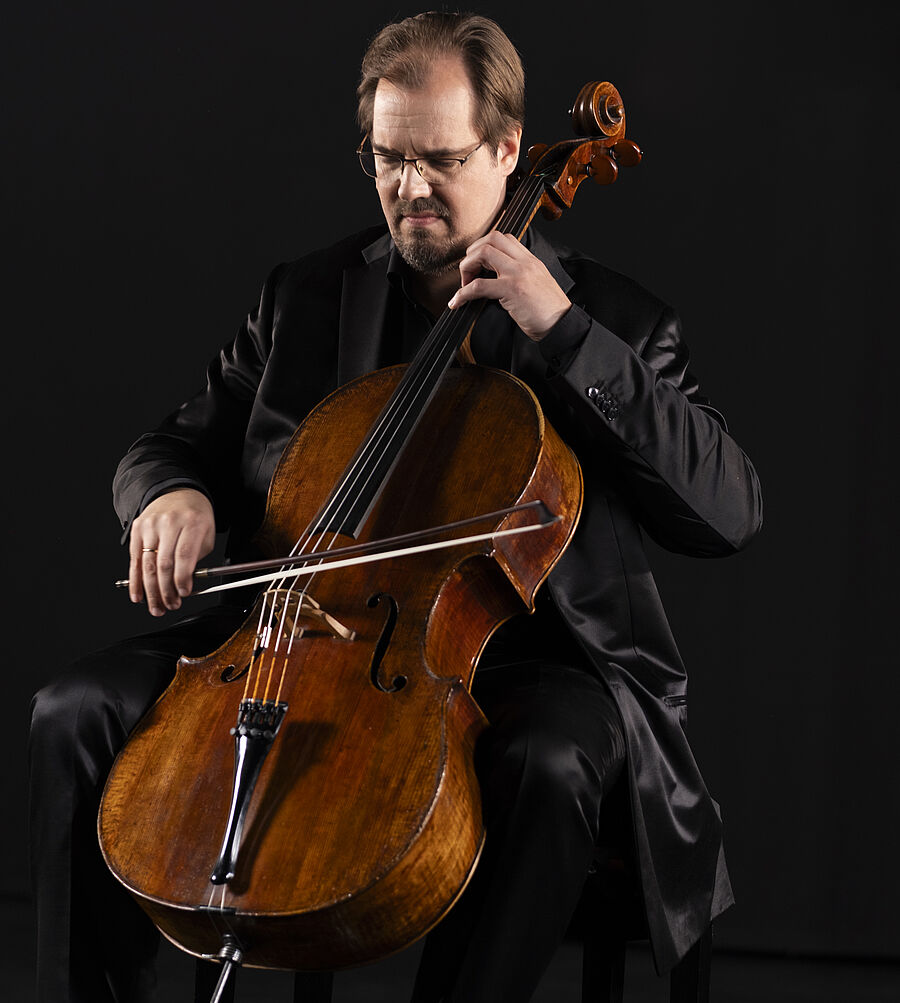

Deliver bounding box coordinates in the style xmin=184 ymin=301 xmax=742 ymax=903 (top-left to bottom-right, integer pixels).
xmin=142 ymin=548 xmax=158 ymax=553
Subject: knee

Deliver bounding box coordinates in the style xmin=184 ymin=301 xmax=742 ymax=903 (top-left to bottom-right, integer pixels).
xmin=32 ymin=667 xmax=100 ymax=741
xmin=30 ymin=674 xmax=77 ymax=749
xmin=478 ymin=724 xmax=615 ymax=836
xmin=29 ymin=661 xmax=127 ymax=786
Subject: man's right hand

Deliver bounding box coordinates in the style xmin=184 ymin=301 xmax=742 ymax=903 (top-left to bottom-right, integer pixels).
xmin=128 ymin=488 xmax=216 ymax=616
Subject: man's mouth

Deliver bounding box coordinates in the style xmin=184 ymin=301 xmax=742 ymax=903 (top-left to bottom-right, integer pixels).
xmin=402 ymin=213 xmax=443 ymax=226
xmin=397 ymin=199 xmax=449 ymax=229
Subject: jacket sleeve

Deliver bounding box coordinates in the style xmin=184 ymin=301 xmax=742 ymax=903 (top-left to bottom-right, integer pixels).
xmin=112 ymin=265 xmax=285 ymax=537
xmin=542 ymin=301 xmax=763 ymax=557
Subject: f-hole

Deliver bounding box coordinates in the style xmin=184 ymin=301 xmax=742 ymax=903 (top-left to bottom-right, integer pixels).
xmin=367 ymin=593 xmax=405 ymax=692
xmin=221 ymin=663 xmax=249 ymax=683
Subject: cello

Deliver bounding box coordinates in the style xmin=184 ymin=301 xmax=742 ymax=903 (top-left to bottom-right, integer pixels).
xmin=99 ymin=80 xmax=640 ymax=992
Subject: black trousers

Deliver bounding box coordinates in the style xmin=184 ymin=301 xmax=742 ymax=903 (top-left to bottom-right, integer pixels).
xmin=28 ymin=605 xmax=626 ymax=1003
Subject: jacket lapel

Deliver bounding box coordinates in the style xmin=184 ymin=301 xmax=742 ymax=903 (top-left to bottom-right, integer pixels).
xmin=337 ymin=227 xmax=575 ymax=386
xmin=337 ymin=232 xmax=393 ymax=385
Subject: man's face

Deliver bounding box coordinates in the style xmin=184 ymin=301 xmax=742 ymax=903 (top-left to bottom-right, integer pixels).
xmin=370 ymin=56 xmax=520 ymax=278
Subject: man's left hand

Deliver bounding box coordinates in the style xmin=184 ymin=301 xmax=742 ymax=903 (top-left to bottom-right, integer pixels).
xmin=448 ymin=231 xmax=571 ymax=341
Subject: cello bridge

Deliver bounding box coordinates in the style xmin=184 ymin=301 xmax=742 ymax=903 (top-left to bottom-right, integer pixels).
xmin=267 ymin=588 xmax=356 ymax=642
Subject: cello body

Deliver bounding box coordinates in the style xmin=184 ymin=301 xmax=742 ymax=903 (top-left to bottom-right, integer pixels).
xmin=99 ymin=363 xmax=583 ymax=970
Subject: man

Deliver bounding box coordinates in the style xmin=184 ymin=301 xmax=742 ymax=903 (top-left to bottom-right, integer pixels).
xmin=29 ymin=12 xmax=762 ymax=1003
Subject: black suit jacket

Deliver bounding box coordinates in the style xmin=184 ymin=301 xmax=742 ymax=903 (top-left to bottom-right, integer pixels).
xmin=114 ymin=225 xmax=762 ymax=972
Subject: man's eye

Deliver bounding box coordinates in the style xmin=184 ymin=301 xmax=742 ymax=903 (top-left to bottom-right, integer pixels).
xmin=424 ymin=159 xmax=456 ymax=173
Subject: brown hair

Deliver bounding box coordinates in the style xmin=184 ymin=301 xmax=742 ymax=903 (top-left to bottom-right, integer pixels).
xmin=357 ymin=12 xmax=525 ymax=150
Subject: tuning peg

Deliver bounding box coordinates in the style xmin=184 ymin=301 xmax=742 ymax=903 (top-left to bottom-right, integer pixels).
xmin=587 ymin=153 xmax=618 ymax=185
xmin=527 ymin=143 xmax=549 ymax=166
xmin=613 ymin=139 xmax=642 ymax=167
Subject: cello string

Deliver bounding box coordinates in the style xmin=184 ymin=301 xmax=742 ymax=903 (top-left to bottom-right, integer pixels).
xmin=280 ymin=172 xmax=542 ymax=578
xmin=284 ymin=296 xmax=475 ymax=560
xmin=304 ymin=175 xmax=544 ymax=541
xmin=264 ymin=589 xmax=300 ymax=704
xmin=259 ymin=271 xmax=483 ymax=603
xmin=281 ymin=172 xmax=545 ymax=567
xmin=202 ymin=174 xmax=553 ymax=930
xmin=245 ymin=174 xmax=545 ymax=657
xmin=255 ymin=173 xmax=547 ymax=664
xmin=240 ymin=590 xmax=276 ymax=703
xmin=256 ymin=591 xmax=284 ymax=699
xmin=295 ymin=173 xmax=542 ymax=556
xmin=274 ymin=591 xmax=309 ymax=705
xmin=251 ymin=176 xmax=545 ymax=677
xmin=218 ymin=170 xmax=551 ymax=687
xmin=247 ymin=592 xmax=277 ymax=702
xmin=189 ymin=171 xmax=555 ymax=952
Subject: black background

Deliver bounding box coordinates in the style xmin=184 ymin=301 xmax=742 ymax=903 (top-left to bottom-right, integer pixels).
xmin=4 ymin=0 xmax=898 ymax=961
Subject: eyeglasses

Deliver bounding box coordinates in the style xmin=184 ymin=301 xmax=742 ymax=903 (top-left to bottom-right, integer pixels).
xmin=356 ymin=136 xmax=484 ymax=185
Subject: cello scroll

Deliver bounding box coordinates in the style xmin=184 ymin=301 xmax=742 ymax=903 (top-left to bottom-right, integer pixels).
xmin=526 ymin=80 xmax=642 ymax=219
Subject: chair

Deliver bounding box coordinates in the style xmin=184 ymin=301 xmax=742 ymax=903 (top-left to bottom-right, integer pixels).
xmin=580 ymin=920 xmax=712 ymax=1003
xmin=571 ymin=840 xmax=713 ymax=1003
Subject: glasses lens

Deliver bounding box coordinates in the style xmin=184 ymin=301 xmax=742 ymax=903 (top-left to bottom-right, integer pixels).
xmin=360 ymin=152 xmax=404 ymax=181
xmin=358 ymin=151 xmax=379 ymax=178
xmin=417 ymin=159 xmax=459 ymax=184
xmin=357 ymin=149 xmax=465 ymax=185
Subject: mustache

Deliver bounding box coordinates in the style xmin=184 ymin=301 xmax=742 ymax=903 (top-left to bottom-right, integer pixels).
xmin=396 ymin=197 xmax=450 ymax=219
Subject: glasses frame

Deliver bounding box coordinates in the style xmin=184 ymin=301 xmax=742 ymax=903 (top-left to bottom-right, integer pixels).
xmin=356 ymin=135 xmax=485 ymax=185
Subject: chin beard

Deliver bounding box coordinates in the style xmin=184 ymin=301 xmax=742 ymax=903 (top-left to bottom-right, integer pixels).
xmin=390 ymin=197 xmax=463 ymax=276
xmin=393 ymin=233 xmax=465 ymax=276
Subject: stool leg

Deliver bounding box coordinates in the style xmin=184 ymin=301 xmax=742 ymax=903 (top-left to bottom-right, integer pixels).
xmin=194 ymin=958 xmax=236 ymax=1003
xmin=581 ymin=922 xmax=625 ymax=1003
xmin=669 ymin=923 xmax=712 ymax=1003
xmin=293 ymin=970 xmax=334 ymax=1002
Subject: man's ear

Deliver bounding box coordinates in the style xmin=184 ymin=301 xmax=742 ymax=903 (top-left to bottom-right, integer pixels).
xmin=497 ymin=127 xmax=522 ymax=177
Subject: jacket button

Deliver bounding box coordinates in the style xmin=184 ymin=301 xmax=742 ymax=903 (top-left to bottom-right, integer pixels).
xmin=587 ymin=385 xmax=618 ymax=419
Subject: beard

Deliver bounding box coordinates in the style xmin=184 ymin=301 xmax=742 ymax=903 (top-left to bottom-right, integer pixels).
xmin=389 ymin=197 xmax=467 ymax=276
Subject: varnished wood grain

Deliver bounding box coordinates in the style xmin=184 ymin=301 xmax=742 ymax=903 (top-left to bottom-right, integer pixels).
xmin=99 ymin=366 xmax=583 ymax=971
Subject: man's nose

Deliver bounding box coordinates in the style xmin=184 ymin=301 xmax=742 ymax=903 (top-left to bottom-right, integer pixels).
xmin=397 ymin=162 xmax=432 ymax=201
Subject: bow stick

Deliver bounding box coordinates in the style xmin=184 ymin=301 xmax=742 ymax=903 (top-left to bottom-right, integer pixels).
xmin=115 ymin=499 xmax=558 ymax=596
